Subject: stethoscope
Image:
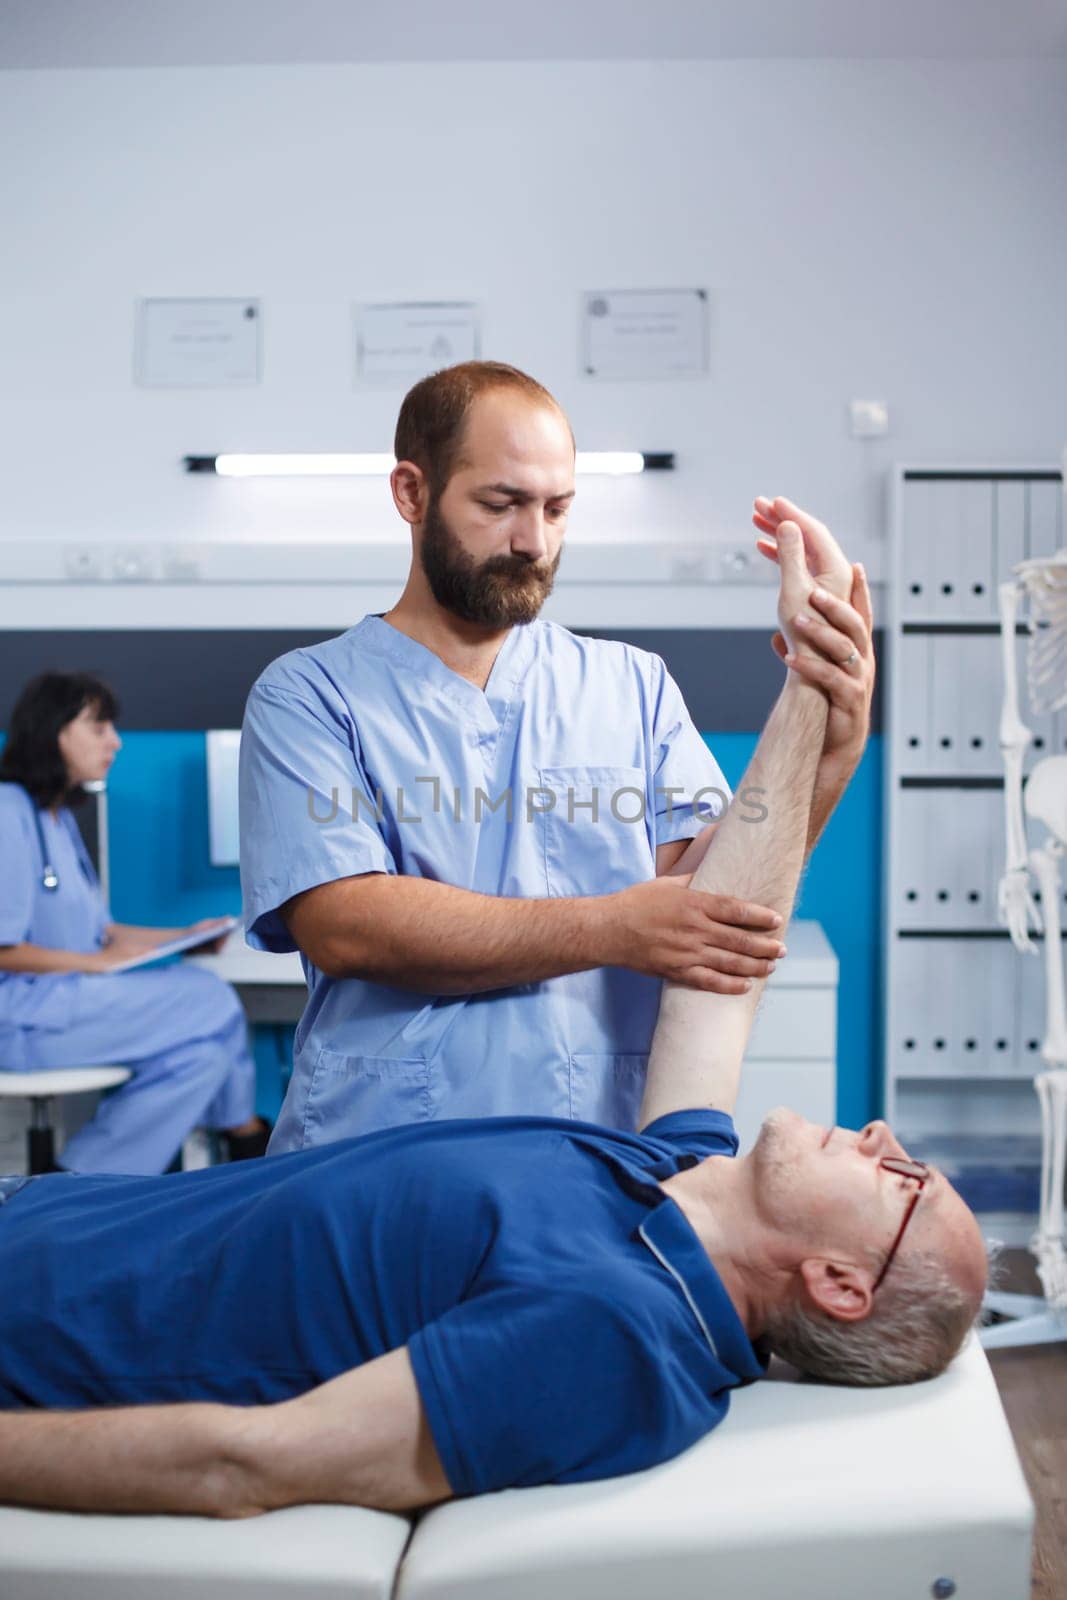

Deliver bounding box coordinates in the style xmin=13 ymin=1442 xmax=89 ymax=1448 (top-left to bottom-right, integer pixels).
xmin=33 ymin=806 xmax=60 ymax=892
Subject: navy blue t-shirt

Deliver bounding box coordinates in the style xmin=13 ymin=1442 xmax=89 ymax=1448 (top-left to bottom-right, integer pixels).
xmin=0 ymin=1111 xmax=767 ymax=1495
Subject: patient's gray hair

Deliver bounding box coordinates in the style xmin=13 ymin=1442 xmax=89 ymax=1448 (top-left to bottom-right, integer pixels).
xmin=763 ymin=1244 xmax=991 ymax=1387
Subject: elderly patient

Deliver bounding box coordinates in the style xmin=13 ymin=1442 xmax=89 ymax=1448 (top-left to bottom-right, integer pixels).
xmin=0 ymin=520 xmax=987 ymax=1520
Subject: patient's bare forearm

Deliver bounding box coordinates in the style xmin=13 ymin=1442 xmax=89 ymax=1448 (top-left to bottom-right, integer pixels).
xmin=0 ymin=1351 xmax=447 ymax=1520
xmin=0 ymin=1403 xmax=264 ymax=1518
xmin=639 ymin=677 xmax=829 ymax=1125
xmin=291 ymin=875 xmax=615 ymax=994
xmin=688 ymin=683 xmax=826 ymax=914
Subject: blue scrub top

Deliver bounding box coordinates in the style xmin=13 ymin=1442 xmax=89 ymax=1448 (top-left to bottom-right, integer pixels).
xmin=0 ymin=1109 xmax=767 ymax=1494
xmin=0 ymin=783 xmax=108 ymax=1043
xmin=240 ymin=616 xmax=730 ymax=1149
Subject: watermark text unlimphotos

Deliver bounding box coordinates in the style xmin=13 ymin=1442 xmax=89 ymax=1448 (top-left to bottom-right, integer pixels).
xmin=305 ymin=778 xmax=769 ymax=827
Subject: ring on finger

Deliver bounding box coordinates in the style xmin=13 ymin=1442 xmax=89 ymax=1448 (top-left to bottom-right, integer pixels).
xmin=844 ymin=649 xmax=860 ymax=667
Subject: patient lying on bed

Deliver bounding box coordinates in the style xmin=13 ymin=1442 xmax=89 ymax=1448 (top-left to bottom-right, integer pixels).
xmin=0 ymin=520 xmax=987 ymax=1520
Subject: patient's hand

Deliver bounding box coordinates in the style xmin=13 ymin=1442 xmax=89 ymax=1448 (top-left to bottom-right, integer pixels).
xmin=752 ymin=496 xmax=853 ymax=600
xmin=753 ymin=496 xmax=876 ymax=769
xmin=768 ymin=517 xmax=819 ymax=659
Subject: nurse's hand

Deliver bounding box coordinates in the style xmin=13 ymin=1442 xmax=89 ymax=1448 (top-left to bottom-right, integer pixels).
xmin=609 ymin=875 xmax=785 ymax=994
xmin=770 ymin=564 xmax=875 ymax=769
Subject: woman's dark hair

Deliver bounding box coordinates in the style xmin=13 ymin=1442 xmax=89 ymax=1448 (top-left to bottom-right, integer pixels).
xmin=0 ymin=671 xmax=120 ymax=810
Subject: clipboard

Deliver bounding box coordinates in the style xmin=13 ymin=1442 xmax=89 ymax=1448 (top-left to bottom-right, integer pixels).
xmin=106 ymin=917 xmax=240 ymax=973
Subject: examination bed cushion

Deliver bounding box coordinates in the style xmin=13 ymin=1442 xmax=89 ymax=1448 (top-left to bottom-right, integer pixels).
xmin=0 ymin=1502 xmax=411 ymax=1600
xmin=397 ymin=1332 xmax=1034 ymax=1600
xmin=0 ymin=1335 xmax=1033 ymax=1600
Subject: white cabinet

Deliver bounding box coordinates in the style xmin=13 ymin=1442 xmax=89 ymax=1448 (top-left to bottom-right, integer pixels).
xmin=885 ymin=467 xmax=1064 ymax=1231
xmin=734 ymin=920 xmax=838 ymax=1152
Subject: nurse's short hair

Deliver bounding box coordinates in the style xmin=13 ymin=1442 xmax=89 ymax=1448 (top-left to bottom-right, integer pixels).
xmin=394 ymin=361 xmax=574 ymax=496
xmin=0 ymin=670 xmax=119 ymax=809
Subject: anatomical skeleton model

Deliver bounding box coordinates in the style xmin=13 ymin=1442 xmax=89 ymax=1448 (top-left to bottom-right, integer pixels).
xmin=985 ymin=550 xmax=1067 ymax=1347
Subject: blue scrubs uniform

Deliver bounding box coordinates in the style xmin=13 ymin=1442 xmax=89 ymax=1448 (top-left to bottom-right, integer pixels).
xmin=0 ymin=782 xmax=255 ymax=1175
xmin=240 ymin=616 xmax=730 ymax=1152
xmin=0 ymin=1109 xmax=767 ymax=1494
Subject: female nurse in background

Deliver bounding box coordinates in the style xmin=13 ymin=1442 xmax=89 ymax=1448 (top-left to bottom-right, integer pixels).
xmin=0 ymin=671 xmax=270 ymax=1174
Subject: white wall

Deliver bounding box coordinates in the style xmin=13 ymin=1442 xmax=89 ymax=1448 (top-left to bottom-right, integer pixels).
xmin=1 ymin=58 xmax=1064 ymax=567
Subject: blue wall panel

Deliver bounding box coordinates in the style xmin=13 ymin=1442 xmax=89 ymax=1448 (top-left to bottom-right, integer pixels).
xmin=104 ymin=734 xmax=288 ymax=1115
xmin=106 ymin=733 xmax=242 ymax=924
xmin=102 ymin=729 xmax=885 ymax=1131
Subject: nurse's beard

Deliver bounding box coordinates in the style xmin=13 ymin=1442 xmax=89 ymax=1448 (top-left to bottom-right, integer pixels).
xmin=419 ymin=496 xmax=562 ymax=627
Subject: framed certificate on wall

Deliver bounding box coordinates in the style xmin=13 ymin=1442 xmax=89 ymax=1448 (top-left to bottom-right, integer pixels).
xmin=582 ymin=287 xmax=709 ymax=380
xmin=135 ymin=298 xmax=261 ymax=387
xmin=354 ymin=301 xmax=481 ymax=386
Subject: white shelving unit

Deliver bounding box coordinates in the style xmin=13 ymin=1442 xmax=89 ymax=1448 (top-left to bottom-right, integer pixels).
xmin=884 ymin=466 xmax=1064 ymax=1242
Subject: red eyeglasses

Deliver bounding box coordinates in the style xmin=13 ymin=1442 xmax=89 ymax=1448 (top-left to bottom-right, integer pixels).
xmin=872 ymin=1157 xmax=931 ymax=1292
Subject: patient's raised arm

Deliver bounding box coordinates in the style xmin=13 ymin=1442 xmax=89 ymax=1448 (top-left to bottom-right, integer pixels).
xmin=637 ymin=523 xmax=832 ymax=1130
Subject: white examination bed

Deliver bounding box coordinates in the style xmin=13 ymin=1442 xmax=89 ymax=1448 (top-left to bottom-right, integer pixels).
xmin=0 ymin=1335 xmax=1033 ymax=1600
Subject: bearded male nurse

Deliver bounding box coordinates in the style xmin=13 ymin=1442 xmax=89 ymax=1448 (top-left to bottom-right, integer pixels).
xmin=0 ymin=517 xmax=986 ymax=1519
xmin=239 ymin=360 xmax=875 ymax=1151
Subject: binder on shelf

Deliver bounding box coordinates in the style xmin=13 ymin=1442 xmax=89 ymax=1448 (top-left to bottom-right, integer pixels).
xmin=927 ymin=636 xmax=965 ymax=777
xmin=895 ymin=632 xmax=932 ymax=771
xmin=951 ymin=479 xmax=997 ymax=622
xmin=899 ymin=479 xmax=938 ymax=621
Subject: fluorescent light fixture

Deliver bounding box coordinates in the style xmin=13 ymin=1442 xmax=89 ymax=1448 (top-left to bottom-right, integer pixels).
xmin=577 ymin=451 xmax=644 ymax=476
xmin=184 ymin=451 xmax=674 ymax=478
xmin=217 ymin=453 xmax=394 ymax=478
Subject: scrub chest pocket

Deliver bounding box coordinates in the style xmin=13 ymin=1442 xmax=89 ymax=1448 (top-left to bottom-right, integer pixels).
xmin=538 ymin=766 xmax=655 ymax=897
xmin=303 ymin=1053 xmax=434 ymax=1142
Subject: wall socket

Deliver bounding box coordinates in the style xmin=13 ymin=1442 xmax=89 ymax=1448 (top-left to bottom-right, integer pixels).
xmin=160 ymin=548 xmax=203 ymax=582
xmin=715 ymin=545 xmax=778 ymax=585
xmin=61 ymin=545 xmax=189 ymax=583
xmin=669 ymin=556 xmax=708 ymax=584
xmin=64 ymin=547 xmax=104 ymax=582
xmin=112 ymin=550 xmax=156 ymax=583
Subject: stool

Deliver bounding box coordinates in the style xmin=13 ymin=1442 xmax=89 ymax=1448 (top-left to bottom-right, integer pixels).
xmin=0 ymin=1068 xmax=132 ymax=1173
